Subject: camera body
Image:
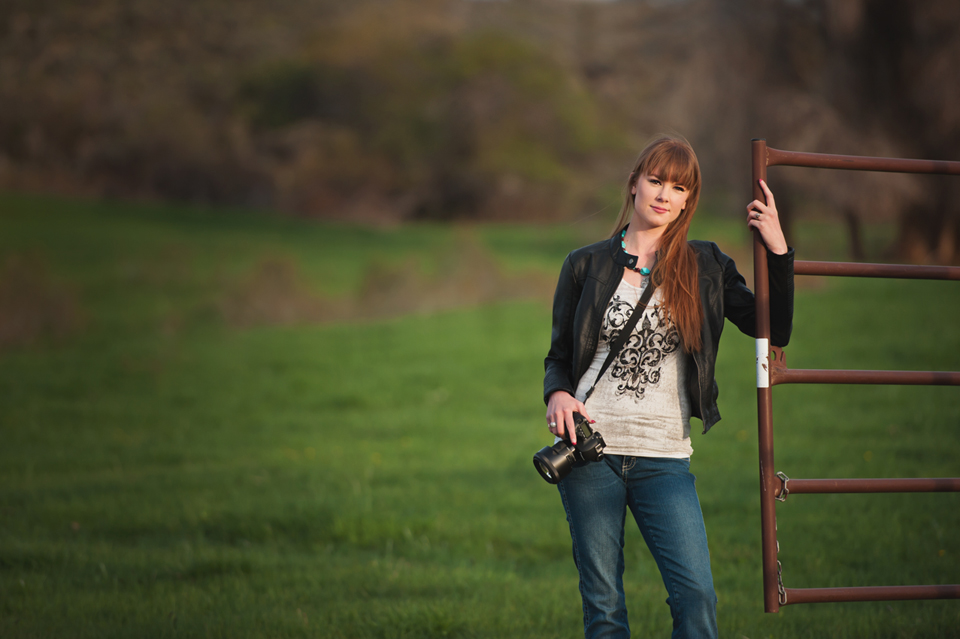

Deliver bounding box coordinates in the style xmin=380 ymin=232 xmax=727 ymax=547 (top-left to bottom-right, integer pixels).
xmin=533 ymin=413 xmax=606 ymax=484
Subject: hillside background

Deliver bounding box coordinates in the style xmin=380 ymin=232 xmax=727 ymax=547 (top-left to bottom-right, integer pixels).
xmin=2 ymin=0 xmax=959 ymax=261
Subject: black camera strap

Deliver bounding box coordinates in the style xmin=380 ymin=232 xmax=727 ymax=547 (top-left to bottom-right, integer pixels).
xmin=584 ymin=277 xmax=658 ymax=402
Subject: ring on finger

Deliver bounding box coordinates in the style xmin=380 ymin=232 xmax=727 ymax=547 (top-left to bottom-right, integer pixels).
xmin=548 ymin=422 xmax=557 ymax=428
xmin=754 ymin=212 xmax=761 ymax=220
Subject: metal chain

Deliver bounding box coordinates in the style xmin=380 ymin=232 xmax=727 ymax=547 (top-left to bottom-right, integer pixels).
xmin=777 ymin=560 xmax=787 ymax=605
xmin=774 ymin=507 xmax=787 ymax=605
xmin=775 ymin=471 xmax=790 ymax=502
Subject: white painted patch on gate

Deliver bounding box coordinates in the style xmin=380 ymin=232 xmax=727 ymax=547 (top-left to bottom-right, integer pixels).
xmin=756 ymin=338 xmax=770 ymax=388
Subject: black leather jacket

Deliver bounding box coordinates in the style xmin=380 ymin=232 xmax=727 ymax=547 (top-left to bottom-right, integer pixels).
xmin=543 ymin=234 xmax=795 ymax=434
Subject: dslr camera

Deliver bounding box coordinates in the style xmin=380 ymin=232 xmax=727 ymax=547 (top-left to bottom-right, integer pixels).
xmin=533 ymin=413 xmax=606 ymax=484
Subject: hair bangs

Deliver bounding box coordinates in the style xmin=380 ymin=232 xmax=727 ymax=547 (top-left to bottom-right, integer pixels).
xmin=640 ymin=142 xmax=700 ymax=191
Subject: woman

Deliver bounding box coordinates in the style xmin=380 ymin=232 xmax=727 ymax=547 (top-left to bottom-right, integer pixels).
xmin=543 ymin=135 xmax=794 ymax=638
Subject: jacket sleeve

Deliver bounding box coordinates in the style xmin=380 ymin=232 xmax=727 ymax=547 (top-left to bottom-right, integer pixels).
xmin=719 ymin=245 xmax=795 ymax=347
xmin=543 ymin=253 xmax=582 ymax=404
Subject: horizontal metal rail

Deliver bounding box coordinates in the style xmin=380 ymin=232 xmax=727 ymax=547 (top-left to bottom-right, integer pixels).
xmin=795 ymin=260 xmax=960 ymax=280
xmin=772 ymin=368 xmax=960 ymax=386
xmin=784 ymin=585 xmax=960 ymax=605
xmin=766 ymin=147 xmax=960 ymax=175
xmin=776 ymin=477 xmax=960 ymax=498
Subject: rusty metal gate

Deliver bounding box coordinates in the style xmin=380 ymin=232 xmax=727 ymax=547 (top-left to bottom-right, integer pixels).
xmin=750 ymin=139 xmax=960 ymax=612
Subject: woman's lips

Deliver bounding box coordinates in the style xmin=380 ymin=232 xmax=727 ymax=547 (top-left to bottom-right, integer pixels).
xmin=651 ymin=206 xmax=668 ymax=214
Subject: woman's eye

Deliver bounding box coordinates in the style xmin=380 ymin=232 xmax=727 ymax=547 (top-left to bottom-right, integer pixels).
xmin=674 ymin=186 xmax=686 ymax=192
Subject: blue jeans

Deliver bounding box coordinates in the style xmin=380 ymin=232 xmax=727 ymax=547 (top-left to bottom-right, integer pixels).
xmin=558 ymin=455 xmax=718 ymax=639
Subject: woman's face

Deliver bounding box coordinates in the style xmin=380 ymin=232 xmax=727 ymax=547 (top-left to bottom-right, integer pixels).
xmin=630 ymin=171 xmax=691 ymax=232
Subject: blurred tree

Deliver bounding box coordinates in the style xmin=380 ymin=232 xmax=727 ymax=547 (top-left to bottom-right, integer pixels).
xmin=237 ymin=5 xmax=618 ymax=221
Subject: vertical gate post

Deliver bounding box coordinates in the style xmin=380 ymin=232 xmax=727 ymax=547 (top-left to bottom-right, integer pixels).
xmin=752 ymin=138 xmax=780 ymax=613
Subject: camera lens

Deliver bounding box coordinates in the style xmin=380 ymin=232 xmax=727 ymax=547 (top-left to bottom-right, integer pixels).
xmin=533 ymin=441 xmax=577 ymax=484
xmin=533 ymin=457 xmax=556 ymax=482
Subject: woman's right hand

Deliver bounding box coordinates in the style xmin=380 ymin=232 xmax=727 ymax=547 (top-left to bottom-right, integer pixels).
xmin=546 ymin=391 xmax=593 ymax=445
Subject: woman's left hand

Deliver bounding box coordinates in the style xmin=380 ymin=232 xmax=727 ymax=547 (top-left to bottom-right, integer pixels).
xmin=746 ymin=179 xmax=789 ymax=255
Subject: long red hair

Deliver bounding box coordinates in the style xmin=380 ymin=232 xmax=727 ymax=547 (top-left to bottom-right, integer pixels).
xmin=611 ymin=135 xmax=703 ymax=352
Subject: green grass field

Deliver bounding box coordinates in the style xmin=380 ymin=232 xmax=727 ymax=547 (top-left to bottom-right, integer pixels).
xmin=1 ymin=193 xmax=958 ymax=638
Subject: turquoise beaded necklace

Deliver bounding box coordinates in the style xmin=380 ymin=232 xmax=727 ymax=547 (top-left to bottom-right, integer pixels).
xmin=620 ymin=229 xmax=651 ymax=275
